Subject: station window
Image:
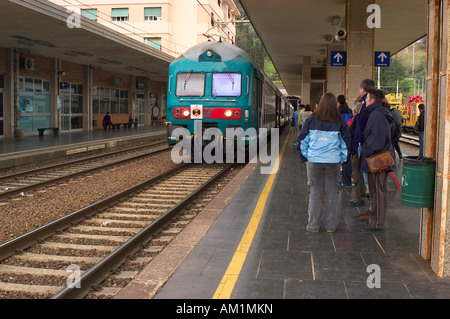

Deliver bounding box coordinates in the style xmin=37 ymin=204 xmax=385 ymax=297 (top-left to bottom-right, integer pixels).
xmin=92 ymin=87 xmax=128 ymax=115
xmin=144 ymin=37 xmax=161 ymax=50
xmin=144 ymin=7 xmax=162 ymax=21
xmin=81 ymin=9 xmax=97 ymax=21
xmin=212 ymin=73 xmax=241 ymax=97
xmin=18 ymin=77 xmax=51 ymax=133
xmin=176 ymin=72 xmax=205 ymax=97
xmin=111 ymin=8 xmax=129 ymax=22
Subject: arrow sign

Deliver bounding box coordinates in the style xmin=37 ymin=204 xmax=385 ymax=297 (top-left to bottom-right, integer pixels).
xmin=330 ymin=51 xmax=347 ymax=66
xmin=374 ymin=51 xmax=390 ymax=67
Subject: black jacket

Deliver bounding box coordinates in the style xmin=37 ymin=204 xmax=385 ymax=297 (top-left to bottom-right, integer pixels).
xmin=359 ymin=102 xmax=396 ymax=173
xmin=418 ymin=111 xmax=424 ymax=132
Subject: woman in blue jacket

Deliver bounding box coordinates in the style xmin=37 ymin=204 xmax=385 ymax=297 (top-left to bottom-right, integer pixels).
xmin=297 ymin=93 xmax=351 ymax=232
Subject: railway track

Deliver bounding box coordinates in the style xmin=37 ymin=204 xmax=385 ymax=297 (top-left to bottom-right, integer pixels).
xmin=0 ymin=163 xmax=237 ymax=299
xmin=0 ymin=141 xmax=168 ymax=200
xmin=399 ymin=133 xmax=419 ymax=147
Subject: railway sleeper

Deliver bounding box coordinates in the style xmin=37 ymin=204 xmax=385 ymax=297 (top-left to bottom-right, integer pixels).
xmin=5 ymin=252 xmax=101 ymax=269
xmin=52 ymin=233 xmax=130 ymax=245
xmin=0 ymin=282 xmax=62 ymax=299
xmin=69 ymin=225 xmax=142 ymax=236
xmin=83 ymin=218 xmax=150 ymax=228
xmin=99 ymin=212 xmax=162 ymax=221
xmin=31 ymin=242 xmax=115 ymax=257
xmin=115 ymin=200 xmax=179 ymax=209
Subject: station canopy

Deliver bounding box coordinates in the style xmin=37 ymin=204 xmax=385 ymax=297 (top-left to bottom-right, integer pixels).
xmin=0 ymin=0 xmax=174 ymax=81
xmin=239 ymin=0 xmax=427 ymax=95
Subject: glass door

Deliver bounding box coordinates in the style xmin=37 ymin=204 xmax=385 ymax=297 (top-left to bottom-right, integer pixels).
xmin=137 ymin=99 xmax=145 ymax=126
xmin=0 ymin=92 xmax=3 ymax=137
xmin=0 ymin=75 xmax=4 ymax=137
xmin=60 ymin=83 xmax=83 ymax=132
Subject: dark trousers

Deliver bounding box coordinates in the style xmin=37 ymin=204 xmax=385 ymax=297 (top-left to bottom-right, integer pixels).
xmin=367 ymin=171 xmax=389 ymax=229
xmin=341 ymin=159 xmax=352 ymax=185
xmin=351 ymin=154 xmax=366 ymax=204
xmin=393 ymin=140 xmax=402 ymax=158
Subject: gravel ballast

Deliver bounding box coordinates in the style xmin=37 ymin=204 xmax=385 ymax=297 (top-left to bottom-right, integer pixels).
xmin=0 ymin=151 xmax=178 ymax=244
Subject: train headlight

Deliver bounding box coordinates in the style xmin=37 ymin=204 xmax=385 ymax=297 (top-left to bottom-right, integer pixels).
xmin=224 ymin=109 xmax=233 ymax=118
xmin=182 ymin=109 xmax=190 ymax=117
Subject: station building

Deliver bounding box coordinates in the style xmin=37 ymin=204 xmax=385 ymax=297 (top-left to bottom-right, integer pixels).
xmin=0 ymin=0 xmax=239 ymax=139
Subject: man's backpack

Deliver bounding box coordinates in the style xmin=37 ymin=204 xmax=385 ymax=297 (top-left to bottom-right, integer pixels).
xmin=390 ymin=109 xmax=402 ymax=143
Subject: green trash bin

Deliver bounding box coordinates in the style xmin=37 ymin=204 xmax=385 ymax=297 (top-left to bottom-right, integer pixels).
xmin=401 ymin=156 xmax=436 ymax=207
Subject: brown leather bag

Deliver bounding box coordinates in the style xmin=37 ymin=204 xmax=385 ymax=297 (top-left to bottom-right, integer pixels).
xmin=366 ymin=150 xmax=394 ymax=173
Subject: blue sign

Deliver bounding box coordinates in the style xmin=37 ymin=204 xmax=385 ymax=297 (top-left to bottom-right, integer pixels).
xmin=330 ymin=51 xmax=347 ymax=66
xmin=59 ymin=81 xmax=68 ymax=90
xmin=374 ymin=51 xmax=390 ymax=67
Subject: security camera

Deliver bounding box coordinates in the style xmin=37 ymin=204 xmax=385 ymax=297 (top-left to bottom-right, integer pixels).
xmin=335 ymin=28 xmax=347 ymax=42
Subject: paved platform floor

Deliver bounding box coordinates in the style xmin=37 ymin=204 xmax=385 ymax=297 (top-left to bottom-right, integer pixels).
xmin=151 ymin=127 xmax=450 ymax=299
xmin=0 ymin=126 xmax=166 ymax=169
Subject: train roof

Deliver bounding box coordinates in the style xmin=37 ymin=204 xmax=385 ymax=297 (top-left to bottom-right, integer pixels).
xmin=176 ymin=41 xmax=251 ymax=63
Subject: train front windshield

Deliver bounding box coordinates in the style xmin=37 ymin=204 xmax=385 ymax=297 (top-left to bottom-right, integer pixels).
xmin=176 ymin=72 xmax=205 ymax=96
xmin=175 ymin=72 xmax=242 ymax=97
xmin=212 ymin=73 xmax=241 ymax=97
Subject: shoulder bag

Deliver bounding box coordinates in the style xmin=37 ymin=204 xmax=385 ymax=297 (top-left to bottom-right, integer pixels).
xmin=366 ymin=149 xmax=394 ymax=173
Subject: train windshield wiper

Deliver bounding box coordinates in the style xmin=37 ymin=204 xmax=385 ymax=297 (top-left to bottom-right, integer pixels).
xmin=225 ymin=69 xmax=234 ymax=90
xmin=184 ymin=69 xmax=193 ymax=90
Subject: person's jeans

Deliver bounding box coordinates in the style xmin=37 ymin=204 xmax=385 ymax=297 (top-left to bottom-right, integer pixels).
xmin=306 ymin=162 xmax=340 ymax=231
xmin=418 ymin=131 xmax=424 ymax=157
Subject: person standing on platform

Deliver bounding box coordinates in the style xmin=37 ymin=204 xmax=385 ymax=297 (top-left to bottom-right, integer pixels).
xmin=359 ymin=89 xmax=396 ymax=232
xmin=417 ymin=103 xmax=425 ymax=157
xmin=299 ymin=104 xmax=312 ymax=130
xmin=353 ymin=79 xmax=376 ymax=216
xmin=292 ymin=107 xmax=299 ymax=132
xmin=297 ymin=93 xmax=351 ymax=233
xmin=348 ymin=102 xmax=367 ymax=207
xmin=102 ymin=112 xmax=113 ymax=130
xmin=337 ymin=95 xmax=353 ymax=187
xmin=388 ymin=104 xmax=404 ymax=159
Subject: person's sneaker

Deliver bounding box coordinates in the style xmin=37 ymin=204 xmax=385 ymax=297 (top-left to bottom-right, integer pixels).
xmin=306 ymin=226 xmax=319 ymax=233
xmin=326 ymin=229 xmax=335 ymax=233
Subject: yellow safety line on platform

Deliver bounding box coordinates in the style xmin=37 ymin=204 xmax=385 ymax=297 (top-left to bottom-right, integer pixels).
xmin=0 ymin=131 xmax=164 ymax=157
xmin=213 ymin=127 xmax=292 ymax=299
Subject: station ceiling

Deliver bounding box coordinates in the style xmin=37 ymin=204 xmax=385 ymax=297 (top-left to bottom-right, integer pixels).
xmin=239 ymin=0 xmax=428 ymax=96
xmin=0 ymin=0 xmax=174 ymax=81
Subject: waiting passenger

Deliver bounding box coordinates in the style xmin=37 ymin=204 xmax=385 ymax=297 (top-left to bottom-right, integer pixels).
xmin=297 ymin=93 xmax=351 ymax=233
xmin=337 ymin=95 xmax=353 ymax=125
xmin=348 ymin=102 xmax=366 ymax=208
xmin=353 ymin=79 xmax=376 ymax=215
xmin=416 ymin=103 xmax=425 ymax=157
xmin=102 ymin=112 xmax=113 ymax=130
xmin=359 ymin=89 xmax=396 ymax=232
xmin=338 ymin=95 xmax=353 ymax=187
xmin=385 ymin=103 xmax=404 ymax=159
xmin=298 ymin=104 xmax=312 ymax=130
xmin=292 ymin=107 xmax=300 ymax=135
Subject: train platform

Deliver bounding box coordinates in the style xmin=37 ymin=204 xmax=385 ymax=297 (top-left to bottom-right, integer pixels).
xmin=115 ymin=125 xmax=450 ymax=300
xmin=0 ymin=126 xmax=166 ymax=170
